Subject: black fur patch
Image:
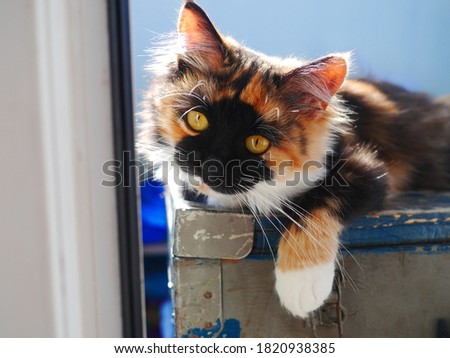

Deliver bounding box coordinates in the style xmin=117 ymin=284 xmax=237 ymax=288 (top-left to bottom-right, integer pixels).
xmin=231 ymin=62 xmax=258 ymax=96
xmin=341 ymin=79 xmax=450 ymax=190
xmin=175 ymin=98 xmax=275 ymax=194
xmin=287 ymin=143 xmax=388 ymax=224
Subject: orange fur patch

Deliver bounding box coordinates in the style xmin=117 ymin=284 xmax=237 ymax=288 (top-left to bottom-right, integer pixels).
xmin=341 ymin=79 xmax=400 ymax=114
xmin=239 ymin=74 xmax=282 ymax=123
xmin=156 ymin=100 xmax=186 ymax=143
xmin=277 ymin=206 xmax=342 ymax=271
xmin=265 ymin=144 xmax=301 ymax=170
xmin=240 ymin=74 xmax=335 ymax=178
xmin=210 ymin=87 xmax=234 ymax=102
xmin=240 ymin=74 xmax=267 ymax=111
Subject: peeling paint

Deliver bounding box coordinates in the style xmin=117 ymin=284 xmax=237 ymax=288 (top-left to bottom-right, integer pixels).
xmin=343 ymin=243 xmax=450 ymax=256
xmin=181 ymin=318 xmax=241 ymax=338
xmin=193 ymin=229 xmax=206 ymax=241
xmin=175 ymin=208 xmax=254 ymax=259
xmin=229 ymin=233 xmax=253 ymax=240
xmin=404 ymin=218 xmax=439 ymax=224
xmin=171 ymin=192 xmax=450 ymax=337
xmin=182 ymin=210 xmax=203 ymax=223
xmin=192 ymin=229 xmax=226 ymax=241
xmin=233 ymin=238 xmax=254 ymax=257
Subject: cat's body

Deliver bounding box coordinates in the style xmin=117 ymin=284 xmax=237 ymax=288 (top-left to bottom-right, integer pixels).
xmin=139 ymin=2 xmax=450 ymax=318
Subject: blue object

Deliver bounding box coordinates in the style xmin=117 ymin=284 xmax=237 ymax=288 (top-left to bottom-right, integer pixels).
xmin=182 ymin=319 xmax=241 ymax=338
xmin=140 ymin=180 xmax=167 ymax=245
xmin=144 ymin=265 xmax=169 ymax=300
xmin=140 ymin=181 xmax=171 ymax=337
xmin=253 ymin=192 xmax=450 ymax=256
xmin=160 ymin=300 xmax=175 ymax=338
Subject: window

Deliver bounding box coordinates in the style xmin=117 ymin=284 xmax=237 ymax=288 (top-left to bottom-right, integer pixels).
xmin=130 ymin=0 xmax=450 ymax=338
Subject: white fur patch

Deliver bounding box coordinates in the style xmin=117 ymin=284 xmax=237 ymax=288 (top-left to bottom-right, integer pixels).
xmin=243 ymin=166 xmax=326 ymax=215
xmin=203 ymin=163 xmax=327 ymax=215
xmin=275 ymin=261 xmax=335 ymax=318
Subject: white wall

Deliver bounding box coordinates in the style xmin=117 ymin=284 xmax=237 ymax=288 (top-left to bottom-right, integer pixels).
xmin=0 ymin=0 xmax=122 ymax=337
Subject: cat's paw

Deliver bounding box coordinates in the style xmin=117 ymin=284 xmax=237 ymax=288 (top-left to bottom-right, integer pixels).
xmin=275 ymin=261 xmax=335 ymax=318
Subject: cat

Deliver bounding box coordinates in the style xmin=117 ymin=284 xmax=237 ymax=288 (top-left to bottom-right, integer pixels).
xmin=138 ymin=1 xmax=450 ymax=318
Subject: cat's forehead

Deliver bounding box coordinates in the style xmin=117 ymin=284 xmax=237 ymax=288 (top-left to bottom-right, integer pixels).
xmin=176 ymin=63 xmax=286 ymax=123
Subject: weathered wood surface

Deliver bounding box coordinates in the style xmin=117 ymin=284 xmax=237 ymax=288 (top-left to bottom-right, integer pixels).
xmin=253 ymin=192 xmax=450 ymax=254
xmin=169 ymin=192 xmax=450 ymax=337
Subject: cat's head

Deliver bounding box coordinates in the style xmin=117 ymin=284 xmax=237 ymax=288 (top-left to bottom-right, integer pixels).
xmin=141 ymin=2 xmax=350 ymax=213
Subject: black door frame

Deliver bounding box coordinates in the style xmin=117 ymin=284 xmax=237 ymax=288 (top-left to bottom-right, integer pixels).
xmin=107 ymin=0 xmax=145 ymax=338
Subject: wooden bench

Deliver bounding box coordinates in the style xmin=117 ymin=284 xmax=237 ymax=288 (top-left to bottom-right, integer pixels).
xmin=168 ymin=192 xmax=450 ymax=337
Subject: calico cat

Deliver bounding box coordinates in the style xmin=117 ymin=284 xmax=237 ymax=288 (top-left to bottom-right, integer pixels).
xmin=138 ymin=1 xmax=450 ymax=318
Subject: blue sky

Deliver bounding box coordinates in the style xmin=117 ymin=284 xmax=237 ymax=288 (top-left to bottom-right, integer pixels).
xmin=131 ymin=0 xmax=450 ymax=107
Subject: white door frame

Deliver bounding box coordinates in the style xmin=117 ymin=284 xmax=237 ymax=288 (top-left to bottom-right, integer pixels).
xmin=0 ymin=0 xmax=143 ymax=337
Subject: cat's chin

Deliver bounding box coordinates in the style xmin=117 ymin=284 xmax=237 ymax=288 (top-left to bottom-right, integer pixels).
xmin=189 ymin=183 xmax=243 ymax=208
xmin=184 ymin=177 xmax=248 ymax=209
xmin=205 ymin=191 xmax=243 ymax=210
xmin=204 ymin=177 xmax=323 ymax=215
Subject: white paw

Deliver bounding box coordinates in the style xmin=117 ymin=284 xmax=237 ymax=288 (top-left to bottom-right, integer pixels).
xmin=275 ymin=261 xmax=335 ymax=318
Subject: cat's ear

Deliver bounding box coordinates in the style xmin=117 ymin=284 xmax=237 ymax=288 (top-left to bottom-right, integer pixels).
xmin=281 ymin=55 xmax=348 ymax=112
xmin=178 ymin=2 xmax=224 ymax=70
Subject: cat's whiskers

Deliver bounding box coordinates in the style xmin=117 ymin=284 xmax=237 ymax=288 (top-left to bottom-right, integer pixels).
xmin=281 ymin=199 xmax=337 ymax=242
xmin=136 ymin=146 xmax=175 ymax=163
xmin=279 ymin=190 xmax=362 ymax=283
xmin=235 ymin=186 xmax=277 ymax=265
xmin=274 ymin=107 xmax=280 ymax=120
xmin=283 ymin=201 xmax=342 ymax=251
xmin=156 ymin=91 xmax=209 ymax=107
xmin=251 ymin=197 xmax=305 ymax=266
xmin=137 ymin=139 xmax=195 ymax=158
xmin=186 ymin=91 xmax=209 ymax=107
xmin=189 ymin=80 xmax=207 ymax=94
xmin=275 ymin=199 xmax=358 ymax=291
xmin=136 ymin=146 xmax=173 ymax=162
xmin=254 ymin=106 xmax=281 ymax=125
xmin=283 ymin=198 xmax=362 ymax=274
xmin=234 ymin=185 xmax=275 ymax=256
xmin=278 ymin=206 xmax=350 ymax=277
xmin=247 ymin=192 xmax=322 ymax=266
xmin=137 ymin=141 xmax=210 ymax=186
xmin=179 ymin=105 xmax=206 ymax=123
xmin=254 ymin=192 xmax=345 ymax=271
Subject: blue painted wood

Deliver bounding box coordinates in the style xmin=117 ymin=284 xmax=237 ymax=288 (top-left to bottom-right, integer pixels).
xmin=181 ymin=318 xmax=241 ymax=338
xmin=253 ymin=192 xmax=450 ymax=256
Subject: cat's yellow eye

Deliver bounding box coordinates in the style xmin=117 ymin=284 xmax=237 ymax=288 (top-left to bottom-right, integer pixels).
xmin=246 ymin=135 xmax=270 ymax=154
xmin=186 ymin=110 xmax=209 ymax=132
